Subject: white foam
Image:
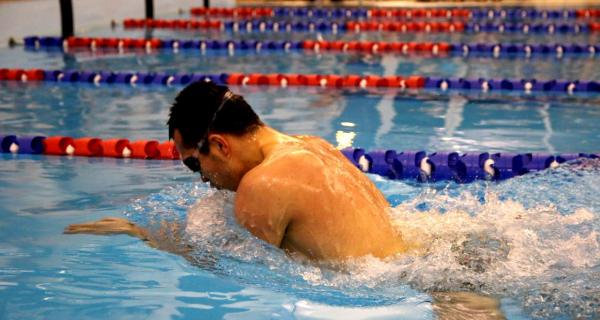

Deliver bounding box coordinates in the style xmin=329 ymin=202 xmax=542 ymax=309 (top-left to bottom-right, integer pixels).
xmin=132 ymin=162 xmax=600 ymax=318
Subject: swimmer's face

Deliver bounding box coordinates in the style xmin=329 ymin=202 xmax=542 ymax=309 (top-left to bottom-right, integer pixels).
xmin=173 ymin=129 xmax=240 ymax=191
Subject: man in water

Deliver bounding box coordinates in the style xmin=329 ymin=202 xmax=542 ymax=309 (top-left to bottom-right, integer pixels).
xmin=66 ymin=81 xmax=411 ymax=260
xmin=65 ymin=81 xmax=505 ymax=319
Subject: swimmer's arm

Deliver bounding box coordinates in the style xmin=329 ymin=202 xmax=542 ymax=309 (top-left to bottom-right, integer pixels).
xmin=234 ymin=176 xmax=291 ymax=248
xmin=64 ymin=217 xmax=192 ymax=256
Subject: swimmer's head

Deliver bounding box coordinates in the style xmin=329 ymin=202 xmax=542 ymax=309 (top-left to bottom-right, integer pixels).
xmin=168 ymin=81 xmax=264 ymax=190
xmin=168 ymin=81 xmax=263 ymax=151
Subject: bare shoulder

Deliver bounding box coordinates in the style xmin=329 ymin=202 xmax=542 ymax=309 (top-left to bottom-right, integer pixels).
xmin=235 ymin=139 xmax=327 ymax=204
xmin=234 ymin=160 xmax=296 ymax=214
xmin=233 ymin=156 xmax=296 ymax=247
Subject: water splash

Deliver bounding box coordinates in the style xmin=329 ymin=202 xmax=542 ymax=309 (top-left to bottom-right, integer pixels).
xmin=124 ymin=159 xmax=600 ymax=319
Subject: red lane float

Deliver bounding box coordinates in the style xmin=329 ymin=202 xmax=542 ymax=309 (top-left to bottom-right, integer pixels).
xmin=4 ymin=135 xmax=182 ymax=160
xmin=2 ymin=69 xmax=25 ymax=81
xmin=123 ymin=18 xmax=223 ymax=30
xmin=43 ymin=136 xmax=75 ymax=155
xmin=576 ymin=9 xmax=600 ymax=18
xmin=102 ymin=139 xmax=131 ymax=158
xmin=129 ymin=140 xmax=160 ymax=159
xmin=405 ymin=76 xmax=426 ymax=88
xmin=73 ymin=138 xmax=103 ymax=157
xmin=24 ymin=69 xmax=45 ymax=81
xmin=190 ymin=7 xmax=274 ymax=17
xmin=0 ymin=68 xmax=45 ymax=81
xmin=158 ymin=141 xmax=180 ymax=160
xmin=226 ymin=72 xmax=425 ymax=89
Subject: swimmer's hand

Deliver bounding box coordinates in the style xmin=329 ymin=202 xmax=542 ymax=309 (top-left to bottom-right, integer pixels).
xmin=64 ymin=217 xmax=149 ymax=241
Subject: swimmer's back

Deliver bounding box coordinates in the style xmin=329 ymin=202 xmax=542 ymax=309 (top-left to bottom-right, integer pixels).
xmin=236 ymin=134 xmax=410 ymax=260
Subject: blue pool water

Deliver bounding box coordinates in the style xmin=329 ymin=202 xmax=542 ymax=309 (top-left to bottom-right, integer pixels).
xmin=2 ymin=6 xmax=600 ymax=320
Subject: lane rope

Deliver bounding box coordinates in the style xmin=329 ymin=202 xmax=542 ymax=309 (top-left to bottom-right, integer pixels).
xmin=24 ymin=36 xmax=600 ymax=59
xmin=2 ymin=68 xmax=599 ymax=96
xmin=0 ymin=135 xmax=178 ymax=159
xmin=1 ymin=134 xmax=597 ymax=182
xmin=341 ymin=148 xmax=598 ymax=182
xmin=121 ymin=18 xmax=600 ymax=34
xmin=188 ymin=7 xmax=600 ymax=21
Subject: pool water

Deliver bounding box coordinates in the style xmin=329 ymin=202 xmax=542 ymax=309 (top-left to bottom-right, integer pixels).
xmin=2 ymin=4 xmax=600 ymax=320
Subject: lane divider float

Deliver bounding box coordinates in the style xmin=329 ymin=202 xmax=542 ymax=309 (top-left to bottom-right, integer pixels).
xmin=2 ymin=68 xmax=599 ymax=96
xmin=0 ymin=135 xmax=178 ymax=159
xmin=122 ymin=18 xmax=600 ymax=34
xmin=189 ymin=7 xmax=600 ymax=20
xmin=342 ymin=148 xmax=598 ymax=182
xmin=2 ymin=134 xmax=597 ymax=182
xmin=24 ymin=36 xmax=600 ymax=59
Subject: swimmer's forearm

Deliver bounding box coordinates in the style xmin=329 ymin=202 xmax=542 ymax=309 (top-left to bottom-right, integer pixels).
xmin=64 ymin=217 xmax=153 ymax=244
xmin=64 ymin=217 xmax=191 ymax=257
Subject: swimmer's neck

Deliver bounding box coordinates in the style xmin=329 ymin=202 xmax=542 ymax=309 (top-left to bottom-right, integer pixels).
xmin=231 ymin=126 xmax=293 ymax=173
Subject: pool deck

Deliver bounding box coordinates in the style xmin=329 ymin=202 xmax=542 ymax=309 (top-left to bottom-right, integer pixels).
xmin=0 ymin=0 xmax=201 ymax=49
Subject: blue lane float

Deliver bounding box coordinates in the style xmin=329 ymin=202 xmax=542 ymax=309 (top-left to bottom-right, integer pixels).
xmin=15 ymin=136 xmax=45 ymax=154
xmin=452 ymin=43 xmax=599 ymax=58
xmin=31 ymin=69 xmax=228 ymax=86
xmin=422 ymin=77 xmax=600 ymax=94
xmin=0 ymin=135 xmax=18 ymax=153
xmin=0 ymin=135 xmax=44 ymax=154
xmin=25 ymin=36 xmax=305 ymax=52
xmin=341 ymin=148 xmax=599 ymax=183
xmin=464 ymin=21 xmax=591 ymax=34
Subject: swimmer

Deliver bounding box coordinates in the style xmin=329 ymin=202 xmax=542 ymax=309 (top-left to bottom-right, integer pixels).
xmin=65 ymin=81 xmax=505 ymax=319
xmin=66 ymin=81 xmax=412 ymax=260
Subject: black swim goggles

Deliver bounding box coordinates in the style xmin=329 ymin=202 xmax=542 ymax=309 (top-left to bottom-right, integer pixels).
xmin=182 ymin=90 xmax=234 ymax=173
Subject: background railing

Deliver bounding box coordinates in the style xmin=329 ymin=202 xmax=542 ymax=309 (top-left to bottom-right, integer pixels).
xmin=58 ymin=0 xmax=211 ymax=37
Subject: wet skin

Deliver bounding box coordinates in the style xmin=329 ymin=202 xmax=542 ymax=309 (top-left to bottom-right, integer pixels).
xmin=172 ymin=126 xmax=412 ymax=260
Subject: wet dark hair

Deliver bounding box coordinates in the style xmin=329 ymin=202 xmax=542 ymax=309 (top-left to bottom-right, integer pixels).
xmin=167 ymin=81 xmax=263 ymax=152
